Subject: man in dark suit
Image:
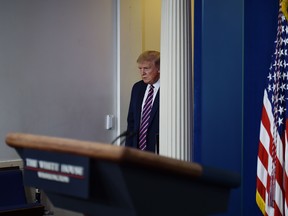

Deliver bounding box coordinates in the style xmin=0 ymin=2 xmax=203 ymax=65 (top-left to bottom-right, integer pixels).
xmin=126 ymin=50 xmax=160 ymax=153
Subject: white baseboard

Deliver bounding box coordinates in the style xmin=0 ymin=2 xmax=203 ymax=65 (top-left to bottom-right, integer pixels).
xmin=0 ymin=159 xmax=23 ymax=168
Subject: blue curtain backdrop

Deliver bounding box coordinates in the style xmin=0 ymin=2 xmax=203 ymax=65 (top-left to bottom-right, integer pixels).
xmin=194 ymin=0 xmax=242 ymax=214
xmin=243 ymin=0 xmax=278 ymax=215
xmin=194 ymin=0 xmax=278 ymax=215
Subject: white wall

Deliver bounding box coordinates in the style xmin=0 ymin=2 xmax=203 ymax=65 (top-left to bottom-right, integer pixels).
xmin=0 ymin=0 xmax=118 ymax=162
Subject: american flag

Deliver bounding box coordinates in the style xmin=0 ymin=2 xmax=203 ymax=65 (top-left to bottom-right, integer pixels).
xmin=256 ymin=3 xmax=288 ymax=215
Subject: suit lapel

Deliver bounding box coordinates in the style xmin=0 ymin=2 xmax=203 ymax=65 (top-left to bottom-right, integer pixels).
xmin=148 ymin=90 xmax=159 ymax=125
xmin=136 ymin=83 xmax=159 ymax=129
xmin=135 ymin=83 xmax=147 ymax=129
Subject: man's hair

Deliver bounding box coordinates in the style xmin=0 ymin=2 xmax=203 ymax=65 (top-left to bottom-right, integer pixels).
xmin=137 ymin=50 xmax=160 ymax=69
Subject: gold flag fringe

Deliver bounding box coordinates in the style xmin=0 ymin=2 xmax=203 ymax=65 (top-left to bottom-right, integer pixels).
xmin=282 ymin=0 xmax=288 ymax=20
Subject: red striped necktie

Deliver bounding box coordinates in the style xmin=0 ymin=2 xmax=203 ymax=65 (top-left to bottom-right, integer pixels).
xmin=138 ymin=85 xmax=154 ymax=150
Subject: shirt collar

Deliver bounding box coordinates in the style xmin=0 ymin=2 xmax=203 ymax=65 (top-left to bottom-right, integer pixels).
xmin=151 ymin=79 xmax=160 ymax=90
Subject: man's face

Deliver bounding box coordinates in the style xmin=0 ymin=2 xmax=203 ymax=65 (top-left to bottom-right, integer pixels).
xmin=138 ymin=61 xmax=160 ymax=84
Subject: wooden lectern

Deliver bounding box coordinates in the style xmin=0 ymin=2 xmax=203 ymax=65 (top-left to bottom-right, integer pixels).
xmin=6 ymin=133 xmax=240 ymax=216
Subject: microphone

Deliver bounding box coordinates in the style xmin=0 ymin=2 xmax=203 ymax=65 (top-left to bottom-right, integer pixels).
xmin=111 ymin=130 xmax=136 ymax=145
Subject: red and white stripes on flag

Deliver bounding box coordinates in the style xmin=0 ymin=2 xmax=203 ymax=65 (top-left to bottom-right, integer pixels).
xmin=256 ymin=90 xmax=286 ymax=215
xmin=256 ymin=2 xmax=288 ymax=215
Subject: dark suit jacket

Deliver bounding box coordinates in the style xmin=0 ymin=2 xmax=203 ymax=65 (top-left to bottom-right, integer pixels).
xmin=126 ymin=80 xmax=159 ymax=153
